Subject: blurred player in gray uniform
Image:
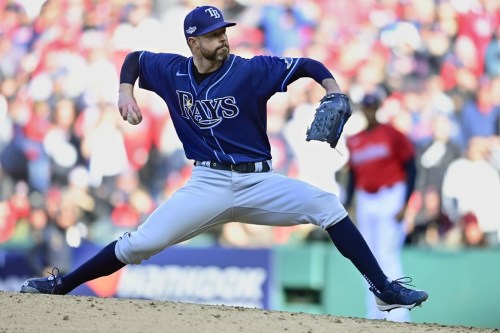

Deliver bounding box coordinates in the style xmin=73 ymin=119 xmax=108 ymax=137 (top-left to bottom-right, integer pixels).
xmin=21 ymin=5 xmax=428 ymax=314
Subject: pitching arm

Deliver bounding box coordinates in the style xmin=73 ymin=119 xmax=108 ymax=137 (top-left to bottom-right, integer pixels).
xmin=118 ymin=51 xmax=143 ymax=125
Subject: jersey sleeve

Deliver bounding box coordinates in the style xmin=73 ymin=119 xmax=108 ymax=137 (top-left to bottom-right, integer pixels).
xmin=250 ymin=56 xmax=302 ymax=94
xmin=137 ymin=51 xmax=184 ymax=92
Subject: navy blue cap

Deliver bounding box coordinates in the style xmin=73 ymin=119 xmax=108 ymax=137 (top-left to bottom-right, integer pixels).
xmin=184 ymin=6 xmax=236 ymax=40
xmin=361 ymin=94 xmax=382 ymax=109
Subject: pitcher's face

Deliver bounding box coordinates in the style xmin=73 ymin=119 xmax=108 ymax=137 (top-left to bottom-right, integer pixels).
xmin=197 ymin=28 xmax=230 ymax=62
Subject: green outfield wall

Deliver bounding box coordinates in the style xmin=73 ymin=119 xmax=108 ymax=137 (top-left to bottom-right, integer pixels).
xmin=273 ymin=244 xmax=500 ymax=329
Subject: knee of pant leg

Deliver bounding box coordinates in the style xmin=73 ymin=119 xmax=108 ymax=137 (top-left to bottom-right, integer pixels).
xmin=322 ymin=211 xmax=349 ymax=230
xmin=115 ymin=231 xmax=164 ymax=265
xmin=313 ymin=193 xmax=348 ymax=230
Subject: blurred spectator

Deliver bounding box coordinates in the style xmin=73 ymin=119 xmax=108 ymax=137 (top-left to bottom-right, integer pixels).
xmin=257 ymin=0 xmax=316 ymax=56
xmin=0 ymin=200 xmax=16 ymax=244
xmin=267 ymin=93 xmax=298 ymax=177
xmin=43 ymin=98 xmax=84 ymax=187
xmin=455 ymin=0 xmax=498 ymax=76
xmin=485 ymin=25 xmax=500 ymax=77
xmin=65 ymin=166 xmax=96 ymax=226
xmin=0 ymin=97 xmax=50 ymax=193
xmin=488 ymin=136 xmax=500 ymax=172
xmin=460 ymin=212 xmax=487 ymax=247
xmin=0 ymin=122 xmax=30 ymax=188
xmin=26 ymin=194 xmax=50 ymax=275
xmin=153 ymin=113 xmax=191 ymax=201
xmin=0 ymin=181 xmax=31 ymax=245
xmin=381 ymin=17 xmax=428 ymax=93
xmin=28 ymin=189 xmax=84 ymax=275
xmin=459 ymin=78 xmax=500 ymax=149
xmin=423 ymin=75 xmax=455 ymax=116
xmin=82 ymin=103 xmax=128 ymax=188
xmin=118 ymin=88 xmax=161 ymax=190
xmin=22 ymin=100 xmax=52 ymax=192
xmin=0 ymin=93 xmax=13 ymax=154
xmin=109 ymin=170 xmax=154 ymax=228
xmin=406 ymin=114 xmax=462 ymax=246
xmin=442 ymin=136 xmax=500 ymax=247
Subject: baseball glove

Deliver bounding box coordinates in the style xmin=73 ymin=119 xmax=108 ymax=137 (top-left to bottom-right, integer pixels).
xmin=306 ymin=93 xmax=352 ymax=148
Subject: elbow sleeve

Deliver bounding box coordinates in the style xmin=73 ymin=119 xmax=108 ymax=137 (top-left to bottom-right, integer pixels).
xmin=119 ymin=51 xmax=141 ymax=84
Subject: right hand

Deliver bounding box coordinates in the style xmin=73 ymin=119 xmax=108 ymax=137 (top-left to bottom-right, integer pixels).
xmin=118 ymin=83 xmax=143 ymax=124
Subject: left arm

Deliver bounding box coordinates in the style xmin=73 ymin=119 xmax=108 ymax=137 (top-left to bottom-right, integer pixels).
xmin=321 ymin=77 xmax=343 ymax=95
xmin=289 ymin=58 xmax=343 ymax=94
xmin=293 ymin=58 xmax=351 ymax=149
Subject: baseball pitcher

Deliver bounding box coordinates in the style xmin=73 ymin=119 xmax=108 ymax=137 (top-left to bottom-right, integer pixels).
xmin=21 ymin=5 xmax=428 ymax=315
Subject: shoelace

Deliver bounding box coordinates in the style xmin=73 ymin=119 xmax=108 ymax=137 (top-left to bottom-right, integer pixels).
xmin=46 ymin=267 xmax=61 ymax=293
xmin=389 ymin=277 xmax=415 ymax=295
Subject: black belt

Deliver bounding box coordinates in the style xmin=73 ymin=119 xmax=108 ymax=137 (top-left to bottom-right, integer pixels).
xmin=194 ymin=160 xmax=271 ymax=173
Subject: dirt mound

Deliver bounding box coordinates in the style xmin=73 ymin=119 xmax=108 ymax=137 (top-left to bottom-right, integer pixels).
xmin=0 ymin=292 xmax=495 ymax=333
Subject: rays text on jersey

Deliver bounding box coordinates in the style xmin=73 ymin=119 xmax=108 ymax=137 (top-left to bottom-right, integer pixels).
xmin=176 ymin=90 xmax=240 ymax=129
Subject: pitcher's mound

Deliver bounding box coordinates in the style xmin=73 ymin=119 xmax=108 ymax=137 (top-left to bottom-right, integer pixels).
xmin=0 ymin=292 xmax=494 ymax=333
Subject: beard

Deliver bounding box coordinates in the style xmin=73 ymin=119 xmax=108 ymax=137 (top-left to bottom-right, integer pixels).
xmin=200 ymin=45 xmax=230 ymax=62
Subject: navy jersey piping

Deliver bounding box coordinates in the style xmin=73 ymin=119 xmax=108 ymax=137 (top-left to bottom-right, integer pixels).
xmin=281 ymin=57 xmax=301 ymax=92
xmin=200 ymin=55 xmax=237 ymax=163
xmin=187 ymin=58 xmax=198 ymax=95
xmin=137 ymin=51 xmax=146 ymax=88
xmin=205 ymin=55 xmax=236 ymax=99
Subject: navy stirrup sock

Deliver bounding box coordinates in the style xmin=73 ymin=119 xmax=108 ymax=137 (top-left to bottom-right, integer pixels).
xmin=61 ymin=240 xmax=126 ymax=294
xmin=60 ymin=221 xmax=385 ymax=294
xmin=327 ymin=216 xmax=387 ymax=292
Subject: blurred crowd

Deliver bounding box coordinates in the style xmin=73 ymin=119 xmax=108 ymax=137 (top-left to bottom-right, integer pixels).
xmin=0 ymin=0 xmax=500 ymax=274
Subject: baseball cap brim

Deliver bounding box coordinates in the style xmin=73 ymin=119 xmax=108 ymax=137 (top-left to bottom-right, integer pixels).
xmin=196 ymin=21 xmax=236 ymax=37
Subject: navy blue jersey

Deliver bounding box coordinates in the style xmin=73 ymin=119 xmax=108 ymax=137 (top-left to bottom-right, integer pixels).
xmin=137 ymin=52 xmax=301 ymax=164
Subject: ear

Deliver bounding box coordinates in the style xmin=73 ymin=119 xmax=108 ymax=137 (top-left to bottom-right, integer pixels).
xmin=187 ymin=37 xmax=198 ymax=48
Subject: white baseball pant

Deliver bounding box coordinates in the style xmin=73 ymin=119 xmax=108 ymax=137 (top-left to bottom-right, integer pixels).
xmin=115 ymin=165 xmax=347 ymax=265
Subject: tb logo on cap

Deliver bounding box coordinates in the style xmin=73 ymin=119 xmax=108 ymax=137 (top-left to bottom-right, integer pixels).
xmin=205 ymin=7 xmax=220 ymax=19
